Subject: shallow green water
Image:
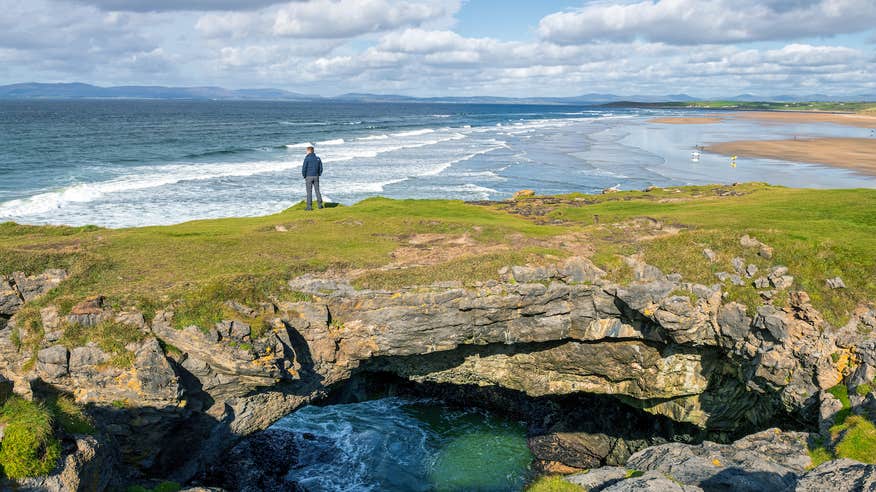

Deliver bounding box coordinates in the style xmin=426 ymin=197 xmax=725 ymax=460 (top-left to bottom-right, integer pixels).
xmin=271 ymin=397 xmax=533 ymax=491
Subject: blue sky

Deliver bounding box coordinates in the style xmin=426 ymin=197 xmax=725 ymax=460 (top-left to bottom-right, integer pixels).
xmin=1 ymin=0 xmax=874 ymax=97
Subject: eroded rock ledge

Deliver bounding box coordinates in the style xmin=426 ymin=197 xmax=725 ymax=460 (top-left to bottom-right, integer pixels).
xmin=1 ymin=253 xmax=874 ymax=488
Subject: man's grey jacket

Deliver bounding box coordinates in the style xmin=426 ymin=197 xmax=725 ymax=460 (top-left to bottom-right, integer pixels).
xmin=302 ymin=153 xmax=323 ymax=178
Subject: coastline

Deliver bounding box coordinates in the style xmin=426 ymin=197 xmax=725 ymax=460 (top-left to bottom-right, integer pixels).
xmin=704 ymin=138 xmax=876 ymax=175
xmin=730 ymin=110 xmax=876 ymax=128
xmin=648 ymin=116 xmax=722 ymax=124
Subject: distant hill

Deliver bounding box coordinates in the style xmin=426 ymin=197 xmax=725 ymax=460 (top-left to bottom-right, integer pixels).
xmin=0 ymin=82 xmax=317 ymax=101
xmin=0 ymin=82 xmax=873 ymax=105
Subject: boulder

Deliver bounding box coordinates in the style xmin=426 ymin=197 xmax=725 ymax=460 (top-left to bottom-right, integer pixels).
xmin=40 ymin=306 xmax=61 ymax=330
xmin=133 ymin=338 xmax=181 ymax=401
xmin=740 ymin=235 xmax=761 ymax=248
xmin=702 ymin=249 xmax=717 ymax=263
xmin=565 ymin=467 xmax=628 ymax=489
xmin=559 ymin=257 xmax=606 ymax=284
xmin=0 ymin=275 xmax=23 ymax=315
xmin=758 ymin=245 xmax=774 ymax=260
xmin=69 ymin=346 xmax=110 ymax=374
xmin=11 ymin=269 xmax=67 ymax=302
xmin=795 ymin=459 xmax=876 ymax=491
xmin=230 ymin=321 xmax=252 ymax=341
xmin=770 ymin=275 xmax=795 ymax=290
xmin=513 ymin=189 xmax=536 ymax=200
xmin=511 ymin=265 xmax=557 ymax=283
xmin=603 ymin=472 xmax=703 ymax=491
xmin=732 ymin=257 xmax=746 ymax=274
xmin=716 ymin=302 xmax=752 ymax=343
xmin=216 ymin=428 xmax=308 ymax=492
xmin=66 ymin=296 xmax=112 ymax=327
xmin=115 ymin=311 xmax=147 ymax=329
xmin=14 ymin=435 xmax=113 ymax=492
xmin=754 ymin=306 xmax=789 ymax=341
xmin=226 ymin=300 xmax=257 ymax=318
xmin=625 ymin=428 xmax=809 ymax=492
xmin=826 ymin=277 xmax=846 ymax=290
xmin=819 ymin=391 xmax=844 ymax=438
xmin=37 ymin=345 xmax=69 ymax=380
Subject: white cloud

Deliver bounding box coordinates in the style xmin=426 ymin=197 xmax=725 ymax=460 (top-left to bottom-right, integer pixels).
xmin=196 ymin=0 xmax=460 ymax=40
xmin=538 ymin=0 xmax=876 ymax=45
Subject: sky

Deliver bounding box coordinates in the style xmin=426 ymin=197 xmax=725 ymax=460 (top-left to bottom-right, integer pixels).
xmin=1 ymin=0 xmax=875 ymax=98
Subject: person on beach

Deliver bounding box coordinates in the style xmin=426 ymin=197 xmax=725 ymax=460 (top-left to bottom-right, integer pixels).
xmin=302 ymin=145 xmax=323 ymax=210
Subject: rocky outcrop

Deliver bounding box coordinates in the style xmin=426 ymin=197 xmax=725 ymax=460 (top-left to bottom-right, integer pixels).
xmin=570 ymin=431 xmax=876 ymax=492
xmin=624 ymin=428 xmax=809 ymax=491
xmin=14 ymin=436 xmax=113 ymax=492
xmin=214 ymin=428 xmax=305 ymax=492
xmin=795 ymin=459 xmax=876 ymax=491
xmin=0 ymin=252 xmax=869 ymax=486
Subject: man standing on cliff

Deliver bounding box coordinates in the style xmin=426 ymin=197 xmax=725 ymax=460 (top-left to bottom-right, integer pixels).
xmin=301 ymin=145 xmax=323 ymax=210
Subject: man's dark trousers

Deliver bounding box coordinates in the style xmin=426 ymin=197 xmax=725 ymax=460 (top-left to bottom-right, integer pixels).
xmin=306 ymin=176 xmax=323 ymax=210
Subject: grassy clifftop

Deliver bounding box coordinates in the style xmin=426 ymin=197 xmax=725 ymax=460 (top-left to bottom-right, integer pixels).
xmin=2 ymin=183 xmax=875 ymax=331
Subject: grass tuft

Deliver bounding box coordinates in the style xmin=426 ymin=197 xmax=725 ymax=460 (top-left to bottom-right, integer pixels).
xmin=59 ymin=320 xmax=145 ymax=368
xmin=0 ymin=397 xmax=61 ymax=479
xmin=44 ymin=395 xmax=95 ymax=435
xmin=525 ymin=475 xmax=585 ymax=492
xmin=834 ymin=416 xmax=876 ymax=464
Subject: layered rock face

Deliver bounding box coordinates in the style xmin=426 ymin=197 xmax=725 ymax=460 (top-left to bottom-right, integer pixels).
xmin=563 ymin=428 xmax=876 ymax=491
xmin=0 ymin=255 xmax=870 ymax=486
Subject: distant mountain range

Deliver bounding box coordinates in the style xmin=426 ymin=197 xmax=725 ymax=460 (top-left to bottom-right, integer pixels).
xmin=0 ymin=82 xmax=873 ymax=105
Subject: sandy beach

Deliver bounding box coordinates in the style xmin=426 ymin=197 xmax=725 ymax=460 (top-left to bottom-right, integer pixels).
xmin=649 ymin=116 xmax=723 ymax=124
xmin=730 ymin=111 xmax=876 ymax=128
xmin=705 ymin=138 xmax=876 ymax=175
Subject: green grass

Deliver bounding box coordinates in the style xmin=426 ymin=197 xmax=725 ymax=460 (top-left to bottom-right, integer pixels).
xmin=856 ymin=383 xmax=873 ymax=397
xmin=525 ymin=475 xmax=585 ymax=492
xmin=126 ymin=482 xmax=181 ymax=492
xmin=44 ymin=395 xmax=95 ymax=435
xmin=834 ymin=416 xmax=876 ymax=464
xmin=624 ymin=101 xmax=876 ymax=112
xmin=353 ymin=248 xmax=564 ymax=290
xmin=807 ymin=436 xmax=834 ymax=469
xmin=59 ymin=320 xmax=146 ymax=368
xmin=0 ymin=397 xmax=61 ymax=479
xmin=3 ymin=185 xmax=876 ymax=340
xmin=828 ymin=384 xmax=852 ymax=428
xmin=816 ymin=383 xmax=876 ymax=466
xmin=171 ymin=274 xmax=312 ymax=337
xmin=554 ymin=184 xmax=876 ymax=326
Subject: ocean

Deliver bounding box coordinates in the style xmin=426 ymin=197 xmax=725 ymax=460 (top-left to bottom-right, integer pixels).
xmin=1 ymin=100 xmax=874 ymax=228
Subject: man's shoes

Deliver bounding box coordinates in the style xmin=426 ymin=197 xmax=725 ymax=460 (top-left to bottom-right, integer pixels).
xmin=317 ymin=204 xmax=324 ymax=209
xmin=304 ymin=207 xmax=312 ymax=211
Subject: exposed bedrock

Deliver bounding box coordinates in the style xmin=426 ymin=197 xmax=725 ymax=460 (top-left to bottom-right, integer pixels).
xmin=0 ymin=257 xmax=868 ymax=485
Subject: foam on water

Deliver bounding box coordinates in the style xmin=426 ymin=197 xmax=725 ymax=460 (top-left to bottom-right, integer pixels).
xmin=270 ymin=398 xmax=531 ymax=492
xmin=3 ymin=101 xmax=875 ymax=228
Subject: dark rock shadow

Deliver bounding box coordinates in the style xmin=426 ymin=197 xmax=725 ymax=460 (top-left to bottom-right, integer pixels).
xmin=700 ymin=467 xmax=797 ymax=491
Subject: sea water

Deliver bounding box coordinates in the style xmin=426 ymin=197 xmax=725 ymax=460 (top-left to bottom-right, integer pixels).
xmin=1 ymin=100 xmax=874 ymax=228
xmin=270 ymin=398 xmax=532 ymax=492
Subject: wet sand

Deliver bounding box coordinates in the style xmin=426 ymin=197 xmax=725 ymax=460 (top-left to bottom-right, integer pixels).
xmin=650 ymin=117 xmax=723 ymax=124
xmin=730 ymin=111 xmax=876 ymax=128
xmin=705 ymin=138 xmax=876 ymax=175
